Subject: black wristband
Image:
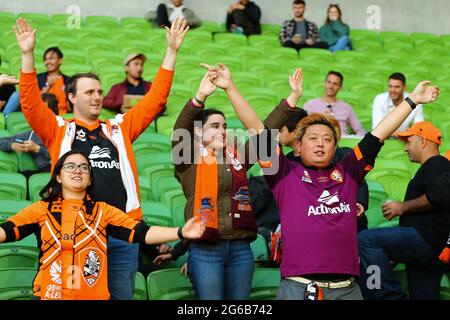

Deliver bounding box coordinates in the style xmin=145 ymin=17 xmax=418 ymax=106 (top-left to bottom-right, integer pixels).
xmin=177 ymin=226 xmax=185 ymax=239
xmin=404 ymin=97 xmax=417 ymax=110
xmin=194 ymin=96 xmax=205 ymax=105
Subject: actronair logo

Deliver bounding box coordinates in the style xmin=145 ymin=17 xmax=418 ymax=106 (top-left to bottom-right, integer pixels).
xmin=89 ymin=146 xmax=111 ymax=159
xmin=88 ymin=146 xmax=120 ymax=170
xmin=308 ymin=190 xmax=351 ymax=216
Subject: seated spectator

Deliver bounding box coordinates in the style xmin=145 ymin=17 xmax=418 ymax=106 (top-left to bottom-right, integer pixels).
xmin=280 ymin=0 xmax=328 ymax=52
xmin=0 ymin=93 xmax=58 ymax=179
xmin=37 ymin=47 xmax=70 ymax=115
xmin=103 ymin=53 xmax=164 ymax=114
xmin=146 ymin=0 xmax=201 ymax=29
xmin=319 ymin=4 xmax=352 ymax=52
xmin=304 ymin=71 xmax=365 ymax=136
xmin=359 ymin=121 xmax=450 ymax=300
xmin=226 ymin=0 xmax=261 ymax=36
xmin=280 ymin=107 xmax=369 ymax=232
xmin=372 ymin=72 xmax=424 ymax=132
xmin=0 ymin=72 xmax=20 ymax=117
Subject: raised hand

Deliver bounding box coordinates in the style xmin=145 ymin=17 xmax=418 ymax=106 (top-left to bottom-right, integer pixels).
xmin=289 ymin=68 xmax=304 ymax=97
xmin=165 ymin=17 xmax=189 ymax=51
xmin=13 ymin=18 xmax=37 ymax=54
xmin=0 ymin=74 xmax=19 ymax=87
xmin=410 ymin=81 xmax=439 ymax=105
xmin=181 ymin=217 xmax=205 ymax=239
xmin=201 ymin=63 xmax=233 ymax=90
xmin=286 ymin=68 xmax=304 ymax=107
xmin=195 ymin=72 xmax=217 ymax=102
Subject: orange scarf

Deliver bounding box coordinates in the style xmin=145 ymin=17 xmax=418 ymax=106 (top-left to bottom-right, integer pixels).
xmin=193 ymin=144 xmax=257 ymax=243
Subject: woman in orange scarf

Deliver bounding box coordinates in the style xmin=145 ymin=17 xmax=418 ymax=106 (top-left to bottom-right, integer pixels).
xmin=0 ymin=150 xmax=205 ymax=300
xmin=172 ymin=66 xmax=302 ymax=299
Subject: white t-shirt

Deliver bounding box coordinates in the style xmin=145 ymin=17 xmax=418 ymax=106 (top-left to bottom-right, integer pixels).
xmin=372 ymin=91 xmax=424 ymax=132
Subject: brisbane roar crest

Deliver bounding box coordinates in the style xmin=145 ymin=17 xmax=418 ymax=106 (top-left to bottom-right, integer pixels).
xmin=79 ymin=248 xmax=104 ymax=287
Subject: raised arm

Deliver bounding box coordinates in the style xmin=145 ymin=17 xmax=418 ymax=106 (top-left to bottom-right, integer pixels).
xmin=162 ymin=18 xmax=189 ymax=71
xmin=13 ymin=18 xmax=36 ymax=73
xmin=371 ymin=81 xmax=439 ymax=142
xmin=123 ymin=18 xmax=189 ymax=141
xmin=202 ymin=63 xmax=264 ymax=134
xmin=15 ymin=18 xmax=58 ymax=146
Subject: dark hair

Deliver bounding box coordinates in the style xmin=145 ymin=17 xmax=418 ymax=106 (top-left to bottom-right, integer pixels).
xmin=326 ymin=71 xmax=344 ymax=86
xmin=43 ymin=47 xmax=63 ymax=60
xmin=325 ymin=4 xmax=344 ymax=24
xmin=41 ymin=93 xmax=59 ymax=114
xmin=293 ymin=0 xmax=306 ymax=5
xmin=194 ymin=108 xmax=226 ymax=127
xmin=286 ymin=108 xmax=308 ymax=132
xmin=65 ymin=73 xmax=100 ymax=110
xmin=389 ymin=72 xmax=406 ymax=85
xmin=39 ymin=150 xmax=94 ymax=202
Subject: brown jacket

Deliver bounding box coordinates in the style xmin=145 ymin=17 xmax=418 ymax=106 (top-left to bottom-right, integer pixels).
xmin=172 ymin=99 xmax=294 ymax=241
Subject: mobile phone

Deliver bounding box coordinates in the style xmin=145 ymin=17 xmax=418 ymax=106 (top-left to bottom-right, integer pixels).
xmin=15 ymin=138 xmax=24 ymax=143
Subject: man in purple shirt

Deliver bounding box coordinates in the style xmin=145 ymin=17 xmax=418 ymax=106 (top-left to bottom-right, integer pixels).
xmin=304 ymin=71 xmax=365 ymax=137
xmin=261 ymin=80 xmax=439 ymax=300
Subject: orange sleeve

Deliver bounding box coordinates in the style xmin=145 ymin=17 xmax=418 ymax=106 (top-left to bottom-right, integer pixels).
xmin=6 ymin=202 xmax=43 ymax=241
xmin=104 ymin=203 xmax=142 ymax=243
xmin=20 ymin=71 xmax=58 ymax=147
xmin=121 ymin=67 xmax=174 ymax=142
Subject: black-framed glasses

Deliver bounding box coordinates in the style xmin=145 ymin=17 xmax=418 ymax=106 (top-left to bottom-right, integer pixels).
xmin=62 ymin=162 xmax=90 ymax=173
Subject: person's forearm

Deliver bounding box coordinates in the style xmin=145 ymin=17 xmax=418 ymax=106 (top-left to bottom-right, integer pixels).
xmin=402 ymin=194 xmax=433 ymax=214
xmin=22 ymin=52 xmax=35 ymax=73
xmin=371 ymin=97 xmax=417 ymax=142
xmin=225 ymin=82 xmax=264 ymax=134
xmin=145 ymin=226 xmax=180 ymax=245
xmin=161 ymin=47 xmax=177 ymax=71
xmin=286 ymin=91 xmax=301 ymax=108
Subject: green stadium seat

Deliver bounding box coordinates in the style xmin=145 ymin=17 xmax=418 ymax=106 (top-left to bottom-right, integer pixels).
xmin=16 ymin=152 xmax=37 ymax=172
xmin=349 ymin=29 xmax=380 ymax=42
xmin=263 ymin=47 xmax=298 ymax=60
xmin=299 ymin=48 xmax=334 ymax=63
xmin=214 ymin=32 xmax=247 ymax=46
xmin=0 ymin=246 xmax=39 ymax=270
xmin=152 ymin=176 xmax=181 ymax=202
xmin=0 ymin=268 xmax=36 ymax=300
xmin=366 ymin=207 xmax=388 ymax=228
xmin=136 ymin=152 xmax=172 ymax=174
xmin=261 ymin=23 xmax=281 ymax=35
xmin=138 ymin=175 xmax=152 ymax=201
xmin=147 ymin=268 xmax=195 ymax=300
xmin=195 ymin=20 xmax=219 ymax=33
xmin=248 ymin=34 xmax=280 ymax=48
xmin=251 ymin=234 xmax=269 ymax=264
xmin=133 ymin=132 xmax=171 ymax=151
xmin=28 ymin=172 xmax=51 ymax=202
xmin=0 ymin=200 xmax=32 ymax=223
xmin=50 ymin=13 xmax=71 ymax=25
xmin=250 ymin=268 xmax=280 ymax=300
xmin=141 ymin=201 xmax=173 ymax=227
xmin=5 ymin=112 xmax=31 ymax=135
xmin=17 ymin=13 xmax=49 ymax=26
xmin=84 ymin=15 xmax=118 ymax=28
xmin=133 ymin=272 xmax=148 ymax=300
xmin=0 ymin=149 xmax=18 ymax=172
xmin=0 ymin=173 xmax=27 ymax=200
xmin=121 ymin=16 xmax=151 ymax=29
xmin=171 ymin=196 xmax=186 ymax=227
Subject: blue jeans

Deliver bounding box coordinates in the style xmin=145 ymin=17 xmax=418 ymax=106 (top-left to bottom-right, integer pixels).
xmin=188 ymin=240 xmax=254 ymax=300
xmin=3 ymin=91 xmax=20 ymax=116
xmin=329 ymin=35 xmax=352 ymax=52
xmin=358 ymin=227 xmax=445 ymax=300
xmin=107 ymin=236 xmax=139 ymax=300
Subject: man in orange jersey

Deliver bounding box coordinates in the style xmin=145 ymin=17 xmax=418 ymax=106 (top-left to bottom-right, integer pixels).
xmin=15 ymin=17 xmax=189 ymax=300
